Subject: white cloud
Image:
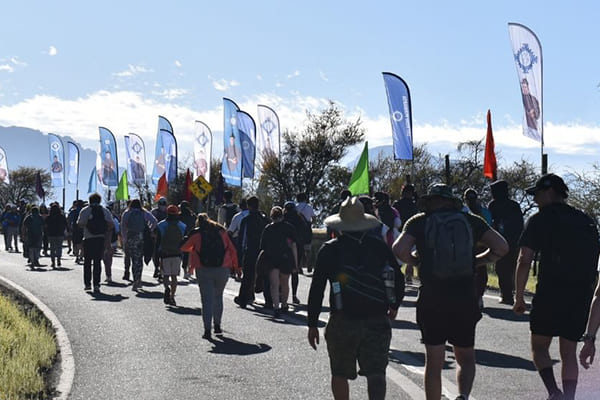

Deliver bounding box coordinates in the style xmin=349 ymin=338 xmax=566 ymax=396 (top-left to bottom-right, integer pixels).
xmin=154 ymin=88 xmax=188 ymax=100
xmin=0 ymin=64 xmax=14 ymax=73
xmin=211 ymin=78 xmax=240 ymax=92
xmin=319 ymin=70 xmax=329 ymax=82
xmin=256 ymin=74 xmax=263 ymax=81
xmin=10 ymin=57 xmax=26 ymax=66
xmin=113 ymin=64 xmax=153 ymax=78
xmin=287 ymin=70 xmax=300 ymax=79
xmin=48 ymin=46 xmax=57 ymax=56
xmin=174 ymin=60 xmax=182 ymax=68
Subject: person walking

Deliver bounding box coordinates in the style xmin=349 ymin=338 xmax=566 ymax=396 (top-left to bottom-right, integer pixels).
xmin=181 ymin=213 xmax=239 ymax=339
xmin=392 ymin=184 xmax=419 ymax=284
xmin=295 ymin=193 xmax=316 ymax=273
xmin=514 ymin=174 xmax=600 ymax=400
xmin=178 ymin=200 xmax=196 ymax=280
xmin=45 ymin=203 xmax=68 ymax=269
xmin=22 ymin=206 xmax=44 ymax=268
xmin=69 ymin=200 xmax=85 ymax=264
xmin=156 ymin=205 xmax=186 ymax=305
xmin=77 ymin=193 xmax=114 ymax=293
xmin=283 ymin=201 xmax=308 ymax=304
xmin=121 ymin=199 xmax=157 ymax=291
xmin=5 ymin=205 xmax=21 ymax=253
xmin=262 ymin=206 xmax=298 ymax=317
xmin=102 ymin=203 xmax=120 ymax=283
xmin=1 ymin=204 xmax=12 ymax=251
xmin=579 ymin=273 xmax=600 ymax=370
xmin=488 ymin=179 xmax=524 ymax=305
xmin=151 ymin=197 xmax=168 ymax=280
xmin=308 ymin=197 xmax=405 ymax=400
xmin=393 ymin=183 xmax=508 ymax=400
xmin=217 ymin=190 xmax=239 ymax=228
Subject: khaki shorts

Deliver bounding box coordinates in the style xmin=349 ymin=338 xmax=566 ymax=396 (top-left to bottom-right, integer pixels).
xmin=161 ymin=256 xmax=181 ymax=276
xmin=324 ymin=313 xmax=391 ymax=379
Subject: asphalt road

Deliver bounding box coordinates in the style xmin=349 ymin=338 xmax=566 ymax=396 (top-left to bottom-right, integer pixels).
xmin=1 ymin=249 xmax=599 ymax=399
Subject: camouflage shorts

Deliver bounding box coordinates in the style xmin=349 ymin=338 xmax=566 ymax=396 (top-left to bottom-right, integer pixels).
xmin=324 ymin=313 xmax=391 ymax=379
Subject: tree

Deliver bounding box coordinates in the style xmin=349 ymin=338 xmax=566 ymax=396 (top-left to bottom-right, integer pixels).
xmin=260 ymin=101 xmax=364 ymax=221
xmin=565 ymin=164 xmax=600 ymax=224
xmin=0 ymin=167 xmax=52 ymax=206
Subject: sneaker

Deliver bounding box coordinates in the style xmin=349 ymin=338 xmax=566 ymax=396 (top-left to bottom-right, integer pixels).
xmin=168 ymin=297 xmax=177 ymax=306
xmin=163 ymin=287 xmax=171 ymax=304
xmin=307 ymin=265 xmax=313 ymax=273
xmin=93 ymin=285 xmax=100 ymax=293
xmin=292 ymin=296 xmax=300 ymax=304
xmin=122 ymin=271 xmax=130 ymax=281
xmin=499 ymin=298 xmax=515 ymax=305
xmin=57 ymin=259 xmax=61 ymax=267
xmin=183 ymin=272 xmax=192 ymax=280
xmin=281 ymin=304 xmax=289 ymax=313
xmin=202 ymin=330 xmax=211 ymax=340
xmin=132 ymin=280 xmax=141 ymax=291
xmin=455 ymin=396 xmax=467 ymax=400
xmin=153 ymin=269 xmax=160 ymax=278
xmin=51 ymin=262 xmax=56 ymax=269
xmin=214 ymin=325 xmax=223 ymax=335
xmin=84 ymin=285 xmax=92 ymax=291
xmin=105 ymin=276 xmax=113 ymax=283
xmin=233 ymin=296 xmax=247 ymax=309
xmin=547 ymin=391 xmax=564 ymax=400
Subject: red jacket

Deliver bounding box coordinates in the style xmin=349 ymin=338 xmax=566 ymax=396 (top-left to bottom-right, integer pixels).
xmin=180 ymin=229 xmax=240 ymax=274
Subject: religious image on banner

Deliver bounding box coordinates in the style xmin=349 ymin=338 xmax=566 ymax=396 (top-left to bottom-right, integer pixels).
xmin=222 ymin=98 xmax=242 ymax=186
xmin=48 ymin=134 xmax=65 ymax=187
xmin=100 ymin=148 xmax=117 ymax=186
xmin=97 ymin=127 xmax=119 ymax=187
xmin=67 ymin=141 xmax=79 ymax=185
xmin=257 ymin=105 xmax=280 ymax=160
xmin=0 ymin=147 xmax=9 ymax=184
xmin=193 ymin=121 xmax=212 ymax=181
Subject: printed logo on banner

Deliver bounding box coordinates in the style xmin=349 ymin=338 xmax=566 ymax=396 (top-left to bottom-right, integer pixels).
xmin=261 ymin=118 xmax=276 ymax=135
xmin=51 ymin=142 xmax=61 ymax=152
xmin=392 ymin=111 xmax=403 ymax=122
xmin=514 ymin=43 xmax=538 ymax=74
xmin=196 ymin=132 xmax=209 ymax=147
xmin=132 ymin=141 xmax=143 ymax=155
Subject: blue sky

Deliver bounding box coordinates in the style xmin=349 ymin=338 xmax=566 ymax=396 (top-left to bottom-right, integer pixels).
xmin=0 ymin=1 xmax=599 ymax=175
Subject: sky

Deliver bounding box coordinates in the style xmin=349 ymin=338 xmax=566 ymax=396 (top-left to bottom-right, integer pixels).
xmin=0 ymin=0 xmax=599 ymax=179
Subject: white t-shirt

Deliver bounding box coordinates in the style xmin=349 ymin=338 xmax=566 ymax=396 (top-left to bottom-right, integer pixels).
xmin=296 ymin=202 xmax=315 ymax=225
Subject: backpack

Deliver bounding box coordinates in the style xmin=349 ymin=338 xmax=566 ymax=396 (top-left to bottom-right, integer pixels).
xmin=87 ymin=205 xmax=107 ymax=235
xmin=127 ymin=210 xmax=145 ymax=234
xmin=198 ymin=228 xmax=226 ymax=267
xmin=423 ymin=211 xmax=474 ymax=280
xmin=546 ymin=206 xmax=600 ymax=285
xmin=160 ymin=221 xmax=184 ymax=256
xmin=223 ymin=204 xmax=238 ymax=227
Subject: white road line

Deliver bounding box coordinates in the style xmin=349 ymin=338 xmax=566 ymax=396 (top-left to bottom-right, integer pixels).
xmin=0 ymin=276 xmax=75 ymax=400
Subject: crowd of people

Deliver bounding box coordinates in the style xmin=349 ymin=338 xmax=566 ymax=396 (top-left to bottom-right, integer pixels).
xmin=3 ymin=173 xmax=600 ymax=400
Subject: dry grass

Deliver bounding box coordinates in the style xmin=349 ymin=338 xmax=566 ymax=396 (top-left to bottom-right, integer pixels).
xmin=0 ymin=293 xmax=57 ymax=400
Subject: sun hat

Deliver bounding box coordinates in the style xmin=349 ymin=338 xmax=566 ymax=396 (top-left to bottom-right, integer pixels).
xmin=417 ymin=183 xmax=462 ymax=210
xmin=166 ymin=205 xmax=180 ymax=215
xmin=324 ymin=196 xmax=381 ymax=232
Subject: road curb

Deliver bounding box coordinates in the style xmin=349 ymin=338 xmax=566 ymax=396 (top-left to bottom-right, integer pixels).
xmin=0 ymin=275 xmax=74 ymax=400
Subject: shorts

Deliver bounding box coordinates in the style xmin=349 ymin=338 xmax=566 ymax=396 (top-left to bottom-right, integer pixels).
xmin=416 ymin=294 xmax=481 ymax=347
xmin=161 ymin=256 xmax=181 ymax=276
xmin=530 ymin=293 xmax=592 ymax=342
xmin=324 ymin=313 xmax=391 ymax=379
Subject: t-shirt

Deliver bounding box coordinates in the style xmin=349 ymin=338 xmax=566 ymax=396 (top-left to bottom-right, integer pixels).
xmin=403 ymin=209 xmax=489 ymax=299
xmin=260 ymin=220 xmax=298 ymax=273
xmin=296 ymin=202 xmax=315 ymax=225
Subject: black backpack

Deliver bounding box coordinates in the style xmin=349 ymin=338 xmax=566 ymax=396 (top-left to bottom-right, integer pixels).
xmin=223 ymin=204 xmax=238 ymax=227
xmin=545 ymin=206 xmax=600 ymax=285
xmin=87 ymin=205 xmax=107 ymax=235
xmin=198 ymin=228 xmax=226 ymax=267
xmin=422 ymin=211 xmax=474 ymax=280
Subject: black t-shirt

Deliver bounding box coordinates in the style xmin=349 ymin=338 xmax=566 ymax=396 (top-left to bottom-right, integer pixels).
xmin=404 ymin=209 xmax=490 ymax=300
xmin=307 ymin=233 xmax=405 ymax=327
xmin=488 ymin=198 xmax=523 ymax=246
xmin=260 ymin=220 xmax=297 ymax=273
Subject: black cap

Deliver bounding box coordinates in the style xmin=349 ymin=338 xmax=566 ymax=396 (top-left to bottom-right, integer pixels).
xmin=525 ymin=173 xmax=568 ymax=198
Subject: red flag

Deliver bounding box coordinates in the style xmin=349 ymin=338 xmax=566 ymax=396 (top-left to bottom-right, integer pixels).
xmin=483 ymin=110 xmax=497 ymax=180
xmin=184 ymin=169 xmax=192 ymax=201
xmin=154 ymin=172 xmax=168 ymax=202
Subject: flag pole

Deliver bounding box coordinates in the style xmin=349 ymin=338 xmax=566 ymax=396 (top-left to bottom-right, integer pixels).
xmin=62 ymin=187 xmax=65 ymax=209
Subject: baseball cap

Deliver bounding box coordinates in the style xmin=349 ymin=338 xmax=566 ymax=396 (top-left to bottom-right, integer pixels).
xmin=525 ymin=174 xmax=568 ymax=198
xmin=157 ymin=197 xmax=167 ymax=206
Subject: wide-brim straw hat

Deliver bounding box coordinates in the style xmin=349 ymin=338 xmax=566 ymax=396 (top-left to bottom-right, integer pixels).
xmin=324 ymin=196 xmax=381 ymax=232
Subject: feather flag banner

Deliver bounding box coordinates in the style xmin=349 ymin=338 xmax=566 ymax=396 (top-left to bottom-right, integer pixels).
xmin=222 ymin=98 xmax=242 ymax=186
xmin=382 ymin=72 xmax=413 ymax=160
xmin=193 ymin=121 xmax=212 ymax=181
xmin=48 ymin=133 xmax=65 ymax=187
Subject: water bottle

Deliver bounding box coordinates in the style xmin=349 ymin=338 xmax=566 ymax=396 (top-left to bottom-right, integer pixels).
xmin=382 ymin=264 xmax=396 ymax=304
xmin=331 ymin=281 xmax=343 ymax=310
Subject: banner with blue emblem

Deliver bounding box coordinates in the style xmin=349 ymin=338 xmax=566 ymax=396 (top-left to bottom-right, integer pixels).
xmin=257 ymin=105 xmax=280 ymax=161
xmin=151 ymin=116 xmax=177 ymax=184
xmin=0 ymin=146 xmax=9 ymax=184
xmin=236 ymin=111 xmax=256 ymax=179
xmin=222 ymin=98 xmax=242 ymax=187
xmin=67 ymin=141 xmax=79 ymax=186
xmin=97 ymin=127 xmax=119 ymax=187
xmin=193 ymin=121 xmax=212 ymax=181
xmin=382 ymin=72 xmax=413 ymax=160
xmin=48 ymin=133 xmax=65 ymax=187
xmin=125 ymin=133 xmax=147 ymax=186
xmin=508 ymin=23 xmax=543 ymax=143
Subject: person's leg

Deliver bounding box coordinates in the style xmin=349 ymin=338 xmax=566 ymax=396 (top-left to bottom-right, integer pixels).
xmin=56 ymin=236 xmax=63 ymax=265
xmin=532 ymin=334 xmax=562 ymax=397
xmin=123 ymin=247 xmax=131 ymax=279
xmin=196 ymin=268 xmax=214 ymax=336
xmin=331 ymin=376 xmax=349 ymax=400
xmin=269 ymin=268 xmax=280 ymax=309
xmin=9 ymin=228 xmax=19 ymax=252
xmin=103 ymin=247 xmax=113 ymax=281
xmin=559 ymin=337 xmax=578 ymax=400
xmin=424 ymin=344 xmax=446 ymax=400
xmin=212 ymin=268 xmax=230 ymax=331
xmin=366 ymin=374 xmax=386 ymax=400
xmin=291 ymin=271 xmax=299 ymax=300
xmin=280 ymin=272 xmax=290 ymax=307
xmin=4 ymin=230 xmax=10 ymax=251
xmin=82 ymin=240 xmax=92 ymax=288
xmin=495 ymin=247 xmax=518 ymax=303
xmin=453 ymin=346 xmax=476 ymax=398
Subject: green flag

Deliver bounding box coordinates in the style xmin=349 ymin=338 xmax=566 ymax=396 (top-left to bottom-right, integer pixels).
xmin=115 ymin=170 xmax=129 ymax=200
xmin=348 ymin=141 xmax=369 ymax=195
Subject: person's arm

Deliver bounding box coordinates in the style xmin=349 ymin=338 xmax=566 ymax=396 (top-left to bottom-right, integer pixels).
xmin=580 ymin=280 xmax=600 ymax=369
xmin=222 ymin=231 xmax=240 ymax=272
xmin=307 ymin=244 xmax=332 ymax=349
xmin=76 ymin=208 xmax=87 ymax=228
xmin=144 ymin=211 xmax=158 ymax=231
xmin=513 ymin=246 xmax=535 ymax=315
xmin=217 ymin=207 xmax=226 ymax=226
xmin=474 ymin=229 xmax=509 ymax=266
xmin=392 ymin=231 xmax=419 ymax=266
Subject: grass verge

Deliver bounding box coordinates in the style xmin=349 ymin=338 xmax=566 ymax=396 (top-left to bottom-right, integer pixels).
xmin=0 ymin=290 xmax=57 ymax=400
